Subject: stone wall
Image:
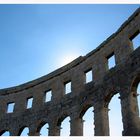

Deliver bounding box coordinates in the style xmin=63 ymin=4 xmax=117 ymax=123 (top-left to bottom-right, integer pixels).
xmin=0 ymin=7 xmax=140 ymax=136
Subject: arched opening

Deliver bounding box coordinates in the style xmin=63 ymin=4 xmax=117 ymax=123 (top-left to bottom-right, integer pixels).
xmin=137 ymin=82 xmax=140 ymax=117
xmin=83 ymin=107 xmax=94 ymax=136
xmin=108 ymin=93 xmax=123 ymax=136
xmin=0 ymin=130 xmax=10 ymax=136
xmin=80 ymin=105 xmax=94 ymax=136
xmin=39 ymin=123 xmax=49 ymax=136
xmin=19 ymin=127 xmax=29 ymax=136
xmin=131 ymin=75 xmax=140 ymax=117
xmin=59 ymin=116 xmax=70 ymax=136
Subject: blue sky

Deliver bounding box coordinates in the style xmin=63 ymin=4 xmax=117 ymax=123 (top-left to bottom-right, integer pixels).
xmin=0 ymin=4 xmax=140 ymax=136
xmin=0 ymin=4 xmax=139 ymax=89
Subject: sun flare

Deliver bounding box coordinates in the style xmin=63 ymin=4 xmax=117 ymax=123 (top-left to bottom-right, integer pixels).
xmin=59 ymin=52 xmax=79 ymax=67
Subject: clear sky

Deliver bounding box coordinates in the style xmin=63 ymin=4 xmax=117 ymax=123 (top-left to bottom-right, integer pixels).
xmin=0 ymin=4 xmax=140 ymax=136
xmin=0 ymin=4 xmax=139 ymax=89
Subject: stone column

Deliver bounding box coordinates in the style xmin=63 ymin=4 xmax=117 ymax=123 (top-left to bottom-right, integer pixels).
xmin=94 ymin=101 xmax=109 ymax=136
xmin=28 ymin=131 xmax=40 ymax=136
xmin=70 ymin=117 xmax=84 ymax=136
xmin=28 ymin=126 xmax=40 ymax=136
xmin=48 ymin=123 xmax=61 ymax=136
xmin=10 ymin=129 xmax=19 ymax=136
xmin=115 ymin=37 xmax=133 ymax=64
xmin=120 ymin=88 xmax=140 ymax=136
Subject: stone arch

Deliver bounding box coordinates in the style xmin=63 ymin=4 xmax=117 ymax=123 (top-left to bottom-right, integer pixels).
xmin=57 ymin=113 xmax=70 ymax=127
xmin=18 ymin=126 xmax=30 ymax=136
xmin=0 ymin=130 xmax=10 ymax=136
xmin=104 ymin=87 xmax=120 ymax=108
xmin=57 ymin=113 xmax=71 ymax=136
xmin=136 ymin=83 xmax=140 ymax=117
xmin=104 ymin=88 xmax=123 ymax=136
xmin=79 ymin=103 xmax=94 ymax=136
xmin=131 ymin=74 xmax=140 ymax=93
xmin=37 ymin=121 xmax=49 ymax=136
xmin=118 ymin=73 xmax=140 ymax=136
xmin=130 ymin=74 xmax=140 ymax=116
xmin=79 ymin=104 xmax=93 ymax=119
xmin=109 ymin=93 xmax=123 ymax=135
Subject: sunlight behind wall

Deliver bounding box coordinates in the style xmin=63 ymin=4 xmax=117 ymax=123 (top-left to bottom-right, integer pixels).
xmin=56 ymin=49 xmax=81 ymax=68
xmin=60 ymin=55 xmax=78 ymax=66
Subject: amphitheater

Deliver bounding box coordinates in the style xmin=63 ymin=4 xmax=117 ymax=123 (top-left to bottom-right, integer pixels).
xmin=0 ymin=7 xmax=140 ymax=136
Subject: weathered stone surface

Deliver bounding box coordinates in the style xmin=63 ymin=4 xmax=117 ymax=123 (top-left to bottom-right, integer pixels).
xmin=0 ymin=7 xmax=140 ymax=136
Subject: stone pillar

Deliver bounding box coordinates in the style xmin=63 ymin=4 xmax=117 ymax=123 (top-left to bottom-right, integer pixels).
xmin=10 ymin=125 xmax=24 ymax=136
xmin=29 ymin=131 xmax=40 ymax=136
xmin=120 ymin=88 xmax=140 ymax=136
xmin=28 ymin=126 xmax=40 ymax=136
xmin=94 ymin=101 xmax=109 ymax=136
xmin=70 ymin=117 xmax=84 ymax=136
xmin=116 ymin=36 xmax=133 ymax=64
xmin=10 ymin=129 xmax=19 ymax=136
xmin=48 ymin=123 xmax=61 ymax=136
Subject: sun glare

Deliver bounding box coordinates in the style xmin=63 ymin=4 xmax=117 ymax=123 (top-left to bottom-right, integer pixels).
xmin=59 ymin=53 xmax=80 ymax=67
